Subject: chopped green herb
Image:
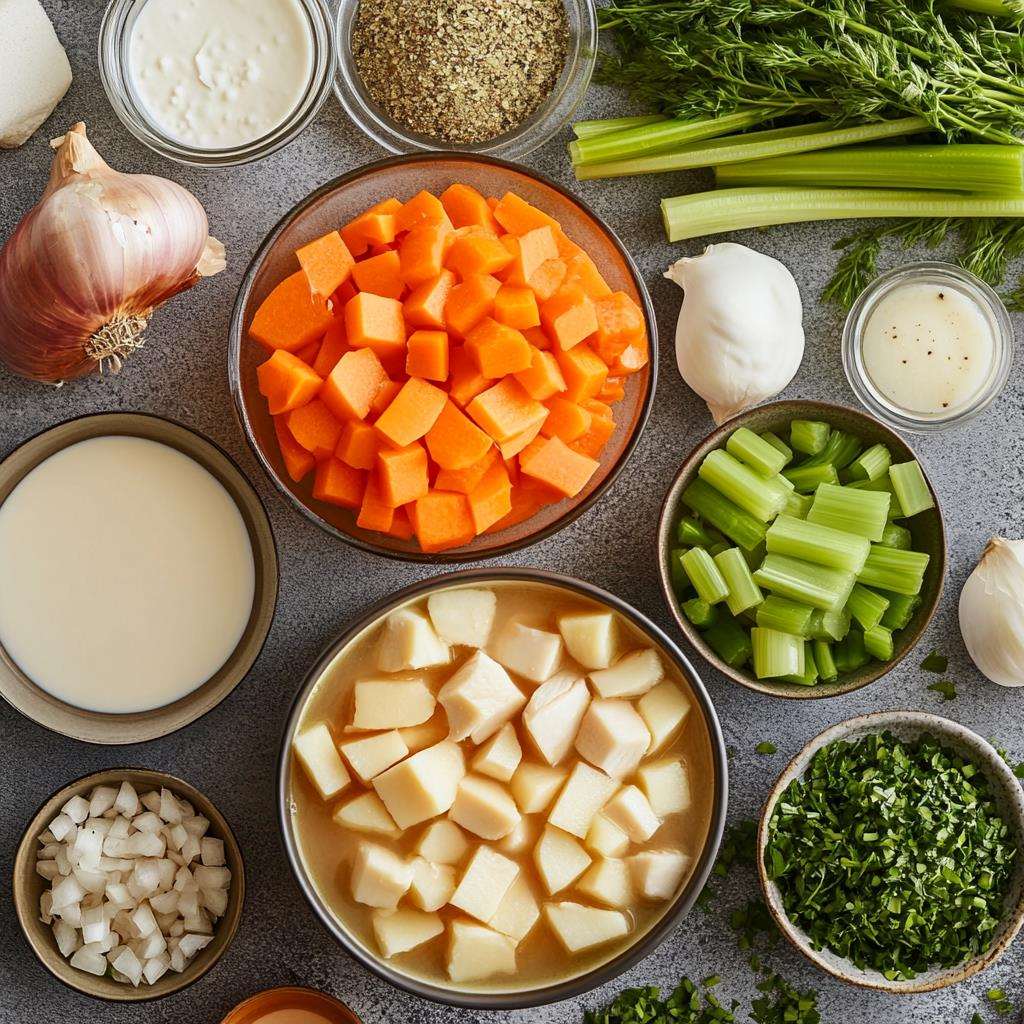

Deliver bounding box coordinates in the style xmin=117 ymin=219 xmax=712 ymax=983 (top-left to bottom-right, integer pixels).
xmin=755 ymin=741 xmax=777 ymax=755
xmin=971 ymin=1015 xmax=984 ymax=1024
xmin=1015 ymin=762 xmax=1024 ymax=780
xmin=712 ymin=820 xmax=757 ymax=878
xmin=750 ymin=972 xmax=821 ymax=1024
xmin=585 ymin=978 xmax=737 ymax=1024
xmin=987 ymin=987 xmax=1014 ymax=1016
xmin=921 ymin=650 xmax=949 ymax=673
xmin=703 ymin=974 xmax=722 ymax=988
xmin=927 ymin=679 xmax=958 ymax=701
xmin=729 ymin=897 xmax=777 ymax=950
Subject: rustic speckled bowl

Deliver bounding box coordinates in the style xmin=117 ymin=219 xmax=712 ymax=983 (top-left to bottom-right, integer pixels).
xmin=657 ymin=400 xmax=946 ymax=699
xmin=757 ymin=711 xmax=1024 ymax=993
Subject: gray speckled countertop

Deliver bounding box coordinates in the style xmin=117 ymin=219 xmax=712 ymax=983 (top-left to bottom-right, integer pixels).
xmin=2 ymin=3 xmax=1023 ymax=1022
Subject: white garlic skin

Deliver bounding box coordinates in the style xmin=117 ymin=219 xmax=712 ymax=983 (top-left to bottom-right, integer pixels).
xmin=959 ymin=536 xmax=1024 ymax=687
xmin=665 ymin=242 xmax=805 ymax=424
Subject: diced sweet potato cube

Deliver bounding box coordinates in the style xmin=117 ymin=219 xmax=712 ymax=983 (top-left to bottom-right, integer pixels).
xmin=514 ymin=348 xmax=566 ymax=401
xmin=501 ymin=226 xmax=559 ymax=288
xmin=352 ymin=249 xmax=405 ymax=300
xmin=341 ymin=200 xmax=400 ymax=256
xmin=435 ymin=447 xmax=499 ymax=494
xmin=345 ymin=292 xmax=406 ymax=360
xmin=320 ymin=347 xmax=388 ymax=422
xmin=541 ymin=284 xmax=599 ymax=352
xmin=405 ymin=329 xmax=449 ymax=382
xmin=396 ymin=190 xmax=451 ymax=233
xmin=375 ymin=378 xmax=447 ymax=448
xmin=497 ymin=420 xmax=544 ymax=461
xmin=519 ymin=436 xmax=599 ymax=499
xmin=312 ymin=458 xmax=365 ymax=509
xmin=467 ymin=460 xmax=512 ymax=533
xmin=313 ymin=319 xmax=348 ymax=378
xmin=400 ymin=222 xmax=452 ymax=290
xmin=563 ymin=251 xmax=613 ymax=300
xmin=465 ymin=318 xmax=532 ymax=377
xmin=377 ymin=444 xmax=429 ymax=506
xmin=286 ymin=399 xmax=343 ymax=460
xmin=441 ymin=183 xmax=500 ymax=231
xmin=467 ymin=379 xmax=548 ymax=443
xmin=494 ymin=284 xmax=541 ymax=330
xmin=610 ymin=337 xmax=650 ymax=376
xmin=528 ymin=259 xmax=568 ymax=303
xmin=570 ymin=411 xmax=616 ymax=459
xmin=296 ymin=230 xmax=354 ymax=297
xmin=591 ymin=291 xmax=645 ymax=364
xmin=446 ymin=234 xmax=513 ymax=278
xmin=598 ymin=377 xmax=626 ymax=403
xmin=370 ymin=378 xmax=402 ymax=416
xmin=257 ymin=350 xmax=323 ymax=415
xmin=555 ymin=343 xmax=609 ymax=404
xmin=356 ymin=477 xmax=395 ymax=533
xmin=249 ymin=270 xmax=334 ymax=352
xmin=425 ymin=400 xmax=493 ymax=471
xmin=409 ymin=490 xmax=476 ymax=552
xmin=295 ymin=338 xmax=322 ymax=367
xmin=445 ymin=274 xmax=501 ymax=338
xmin=336 ymin=419 xmax=379 ymax=470
xmin=273 ymin=416 xmax=315 ymax=483
xmin=448 ymin=347 xmax=492 ymax=408
xmin=492 ymin=192 xmax=559 ymax=235
xmin=404 ymin=269 xmax=456 ymax=330
xmin=541 ymin=398 xmax=591 ymax=443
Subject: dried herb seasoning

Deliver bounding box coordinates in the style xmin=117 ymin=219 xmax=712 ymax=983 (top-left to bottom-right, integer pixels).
xmin=351 ymin=0 xmax=569 ymax=144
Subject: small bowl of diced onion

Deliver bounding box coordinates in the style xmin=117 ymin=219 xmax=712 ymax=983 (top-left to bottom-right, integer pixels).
xmin=13 ymin=768 xmax=244 ymax=1002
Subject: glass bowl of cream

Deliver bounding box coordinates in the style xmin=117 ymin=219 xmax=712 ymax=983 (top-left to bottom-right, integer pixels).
xmin=842 ymin=262 xmax=1014 ymax=432
xmin=99 ymin=0 xmax=335 ymax=166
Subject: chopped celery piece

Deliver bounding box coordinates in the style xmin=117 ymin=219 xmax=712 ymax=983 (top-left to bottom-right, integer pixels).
xmin=677 ymin=515 xmax=719 ymax=548
xmin=709 ymin=541 xmax=731 ymax=557
xmin=680 ymin=547 xmax=730 ymax=604
xmin=834 ymin=630 xmax=870 ymax=673
xmin=714 ymin=547 xmax=764 ymax=615
xmin=849 ymin=444 xmax=892 ymax=482
xmin=783 ymin=491 xmax=813 ymax=519
xmin=846 ymin=476 xmax=905 ymax=519
xmin=889 ymin=461 xmax=935 ymax=517
xmin=846 ymin=583 xmax=891 ymax=630
xmin=761 ymin=432 xmax=794 ymax=465
xmin=681 ymin=480 xmax=767 ymax=552
xmin=879 ymin=522 xmax=913 ymax=550
xmin=881 ymin=591 xmax=922 ymax=630
xmin=783 ymin=462 xmax=839 ymax=494
xmin=858 ymin=546 xmax=930 ymax=596
xmin=704 ymin=617 xmax=753 ymax=668
xmin=726 ymin=427 xmax=788 ymax=477
xmin=790 ymin=420 xmax=830 ymax=455
xmin=753 ymin=553 xmax=856 ymax=612
xmin=812 ymin=639 xmax=839 ymax=682
xmin=698 ymin=450 xmax=788 ymax=522
xmin=807 ymin=607 xmax=852 ymax=642
xmin=742 ymin=541 xmax=767 ymax=571
xmin=864 ymin=624 xmax=895 ymax=661
xmin=782 ymin=643 xmax=820 ymax=686
xmin=669 ymin=548 xmax=691 ymax=595
xmin=756 ymin=595 xmax=815 ymax=636
xmin=799 ymin=431 xmax=862 ymax=470
xmin=751 ymin=627 xmax=805 ymax=679
xmin=682 ymin=597 xmax=718 ymax=629
xmin=572 ymin=115 xmax=666 ymax=140
xmin=808 ymin=483 xmax=890 ymax=541
xmin=766 ymin=514 xmax=871 ymax=573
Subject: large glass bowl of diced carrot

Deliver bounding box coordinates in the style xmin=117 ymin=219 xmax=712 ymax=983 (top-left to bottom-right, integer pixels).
xmin=228 ymin=153 xmax=656 ymax=561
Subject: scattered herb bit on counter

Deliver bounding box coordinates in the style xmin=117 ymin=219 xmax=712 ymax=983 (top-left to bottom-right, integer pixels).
xmin=713 ymin=820 xmax=757 ymax=877
xmin=1016 ymin=762 xmax=1024 ymax=779
xmin=750 ymin=972 xmax=821 ymax=1024
xmin=765 ymin=730 xmax=1017 ymax=980
xmin=351 ymin=0 xmax=569 ymax=144
xmin=987 ymin=988 xmax=1014 ymax=1016
xmin=755 ymin=742 xmax=777 ymax=755
xmin=921 ymin=650 xmax=949 ymax=673
xmin=584 ymin=978 xmax=737 ymax=1024
xmin=927 ymin=679 xmax=958 ymax=701
xmin=730 ymin=897 xmax=777 ymax=951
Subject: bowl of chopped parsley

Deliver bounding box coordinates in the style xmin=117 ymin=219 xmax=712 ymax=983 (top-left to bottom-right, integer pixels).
xmin=758 ymin=711 xmax=1024 ymax=993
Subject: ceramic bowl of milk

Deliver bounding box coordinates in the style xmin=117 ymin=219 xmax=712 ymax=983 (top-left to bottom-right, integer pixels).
xmin=0 ymin=413 xmax=277 ymax=743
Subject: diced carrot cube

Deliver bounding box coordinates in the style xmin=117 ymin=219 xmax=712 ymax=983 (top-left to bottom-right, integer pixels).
xmin=563 ymin=252 xmax=613 ymax=300
xmin=591 ymin=291 xmax=646 ymax=364
xmin=404 ymin=270 xmax=456 ymax=329
xmin=396 ymin=190 xmax=452 ymax=233
xmin=425 ymin=399 xmax=494 ymax=471
xmin=345 ymin=292 xmax=406 ymax=360
xmin=598 ymin=377 xmax=627 ymax=403
xmin=541 ymin=284 xmax=599 ymax=351
xmin=314 ymin=319 xmax=348 ymax=377
xmin=405 ymin=329 xmax=449 ymax=382
xmin=445 ymin=234 xmax=513 ymax=279
xmin=295 ymin=339 xmax=322 ymax=367
xmin=467 ymin=461 xmax=512 ymax=533
xmin=377 ymin=444 xmax=429 ymax=506
xmin=582 ymin=398 xmax=613 ymax=421
xmin=356 ymin=477 xmax=395 ymax=533
xmin=336 ymin=420 xmax=379 ymax=470
xmin=399 ymin=223 xmax=452 ymax=289
xmin=370 ymin=378 xmax=402 ymax=417
xmin=553 ymin=228 xmax=583 ymax=259
xmin=312 ymin=458 xmax=366 ymax=509
xmin=556 ymin=343 xmax=609 ymax=404
xmin=519 ymin=436 xmax=599 ymax=498
xmin=296 ymin=230 xmax=355 ymax=298
xmin=524 ymin=326 xmax=551 ymax=351
xmin=375 ymin=377 xmax=448 ymax=448
xmin=341 ymin=204 xmax=399 ymax=257
xmin=571 ymin=410 xmax=616 ymax=459
xmin=445 ymin=274 xmax=501 ymax=338
xmin=410 ymin=491 xmax=476 ymax=552
xmin=541 ymin=397 xmax=592 ymax=443
xmin=492 ymin=192 xmax=559 ymax=236
xmin=494 ymin=285 xmax=540 ymax=330
xmin=504 ymin=455 xmax=520 ymax=485
xmin=484 ymin=479 xmax=558 ymax=534
xmin=528 ymin=258 xmax=568 ymax=302
xmin=441 ymin=183 xmax=500 ymax=231
xmin=502 ymin=226 xmax=559 ymax=287
xmin=273 ymin=415 xmax=315 ymax=483
xmin=467 ymin=378 xmax=548 ymax=443
xmin=285 ymin=399 xmax=343 ymax=461
xmin=249 ymin=270 xmax=334 ymax=352
xmin=257 ymin=350 xmax=324 ymax=415
xmin=331 ymin=279 xmax=358 ymax=308
xmin=320 ymin=347 xmax=388 ymax=421
xmin=435 ymin=447 xmax=499 ymax=494
xmin=386 ymin=505 xmax=414 ymax=540
xmin=465 ymin=317 xmax=532 ymax=377
xmin=448 ymin=348 xmax=492 ymax=408
xmin=352 ymin=250 xmax=405 ymax=300
xmin=514 ymin=347 xmax=566 ymax=401
xmin=609 ymin=337 xmax=650 ymax=376
xmin=498 ymin=419 xmax=544 ymax=460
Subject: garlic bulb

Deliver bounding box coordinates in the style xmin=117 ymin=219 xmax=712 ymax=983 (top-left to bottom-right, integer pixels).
xmin=0 ymin=122 xmax=225 ymax=383
xmin=665 ymin=242 xmax=804 ymax=424
xmin=959 ymin=537 xmax=1024 ymax=687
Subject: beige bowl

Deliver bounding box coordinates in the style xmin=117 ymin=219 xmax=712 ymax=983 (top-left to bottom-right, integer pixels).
xmin=757 ymin=711 xmax=1024 ymax=993
xmin=0 ymin=412 xmax=278 ymax=744
xmin=14 ymin=768 xmax=245 ymax=1002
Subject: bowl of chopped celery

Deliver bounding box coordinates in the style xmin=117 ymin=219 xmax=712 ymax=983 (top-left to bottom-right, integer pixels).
xmin=656 ymin=400 xmax=945 ymax=698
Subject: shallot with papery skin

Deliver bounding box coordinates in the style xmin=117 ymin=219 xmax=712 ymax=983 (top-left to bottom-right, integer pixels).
xmin=0 ymin=122 xmax=225 ymax=383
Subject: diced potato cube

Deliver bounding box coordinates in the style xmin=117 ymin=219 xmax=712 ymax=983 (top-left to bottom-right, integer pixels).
xmin=449 ymin=846 xmax=519 ymax=922
xmin=602 ymin=786 xmax=661 ymax=843
xmin=557 ymin=610 xmax=616 ymax=670
xmin=628 ymin=850 xmax=691 ymax=900
xmin=543 ymin=902 xmax=630 ymax=953
xmin=352 ymin=679 xmax=436 ymax=730
xmin=373 ymin=741 xmax=466 ymax=829
xmin=437 ymin=651 xmax=525 ymax=744
xmin=377 ymin=608 xmax=450 ymax=671
xmin=637 ymin=680 xmax=692 ymax=754
xmin=372 ymin=907 xmax=444 ymax=958
xmin=446 ymin=920 xmax=517 ymax=983
xmin=547 ymin=762 xmax=619 ymax=839
xmin=408 ymin=858 xmax=457 ymax=912
xmin=333 ymin=792 xmax=400 ymax=836
xmin=637 ymin=759 xmax=691 ymax=817
xmin=471 ymin=723 xmax=522 ymax=783
xmin=450 ymin=775 xmax=521 ymax=841
xmin=340 ymin=730 xmax=409 ymax=783
xmin=585 ymin=814 xmax=630 ymax=859
xmin=399 ymin=711 xmax=449 ymax=754
xmin=293 ymin=723 xmax=351 ymax=801
xmin=427 ymin=588 xmax=497 ymax=648
xmin=574 ymin=700 xmax=650 ymax=779
xmin=351 ymin=842 xmax=413 ymax=909
xmin=577 ymin=858 xmax=633 ymax=909
xmin=415 ymin=820 xmax=469 ymax=866
xmin=510 ymin=762 xmax=567 ymax=814
xmin=488 ymin=874 xmax=540 ymax=942
xmin=491 ymin=621 xmax=563 ymax=683
xmin=589 ymin=649 xmax=663 ymax=699
xmin=496 ymin=816 xmax=537 ymax=856
xmin=533 ymin=826 xmax=591 ymax=894
xmin=521 ymin=672 xmax=590 ymax=766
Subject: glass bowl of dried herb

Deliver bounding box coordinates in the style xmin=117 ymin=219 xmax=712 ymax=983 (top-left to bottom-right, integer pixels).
xmin=333 ymin=0 xmax=597 ymax=158
xmin=757 ymin=711 xmax=1024 ymax=994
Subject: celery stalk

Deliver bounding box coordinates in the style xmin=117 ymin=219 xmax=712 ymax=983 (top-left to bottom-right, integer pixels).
xmin=783 ymin=491 xmax=813 ymax=520
xmin=880 ymin=591 xmax=922 ymax=630
xmin=677 ymin=515 xmax=720 ymax=548
xmin=808 ymin=607 xmax=852 ymax=642
xmin=808 ymin=483 xmax=890 ymax=541
xmin=864 ymin=624 xmax=895 ymax=661
xmin=790 ymin=420 xmax=830 ymax=455
xmin=849 ymin=443 xmax=892 ymax=482
xmin=761 ymin=432 xmax=794 ymax=465
xmin=662 ymin=188 xmax=1024 ymax=243
xmin=682 ymin=597 xmax=718 ymax=629
xmin=698 ymin=450 xmax=788 ymax=522
xmin=756 ymin=595 xmax=815 ymax=636
xmin=714 ymin=547 xmax=765 ymax=615
xmin=846 ymin=583 xmax=891 ymax=630
xmin=753 ymin=553 xmax=857 ymax=612
xmin=782 ymin=642 xmax=820 ymax=686
xmin=669 ymin=548 xmax=691 ymax=595
xmin=751 ymin=627 xmax=806 ymax=679
xmin=704 ymin=617 xmax=753 ymax=668
xmin=572 ymin=115 xmax=666 ymax=140
xmin=846 ymin=476 xmax=905 ymax=519
xmin=799 ymin=431 xmax=862 ymax=470
xmin=812 ymin=639 xmax=839 ymax=682
xmin=680 ymin=547 xmax=730 ymax=605
xmin=879 ymin=522 xmax=913 ymax=550
xmin=858 ymin=546 xmax=931 ymax=596
xmin=681 ymin=480 xmax=767 ymax=551
xmin=889 ymin=461 xmax=936 ymax=517
xmin=783 ymin=463 xmax=840 ymax=493
xmin=767 ymin=514 xmax=871 ymax=573
xmin=835 ymin=630 xmax=870 ymax=673
xmin=727 ymin=427 xmax=788 ymax=477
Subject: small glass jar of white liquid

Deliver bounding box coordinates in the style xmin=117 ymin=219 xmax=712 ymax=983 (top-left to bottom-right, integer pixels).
xmin=843 ymin=262 xmax=1014 ymax=432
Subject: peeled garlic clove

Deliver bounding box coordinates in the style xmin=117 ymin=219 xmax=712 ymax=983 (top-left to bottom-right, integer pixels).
xmin=665 ymin=242 xmax=804 ymax=424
